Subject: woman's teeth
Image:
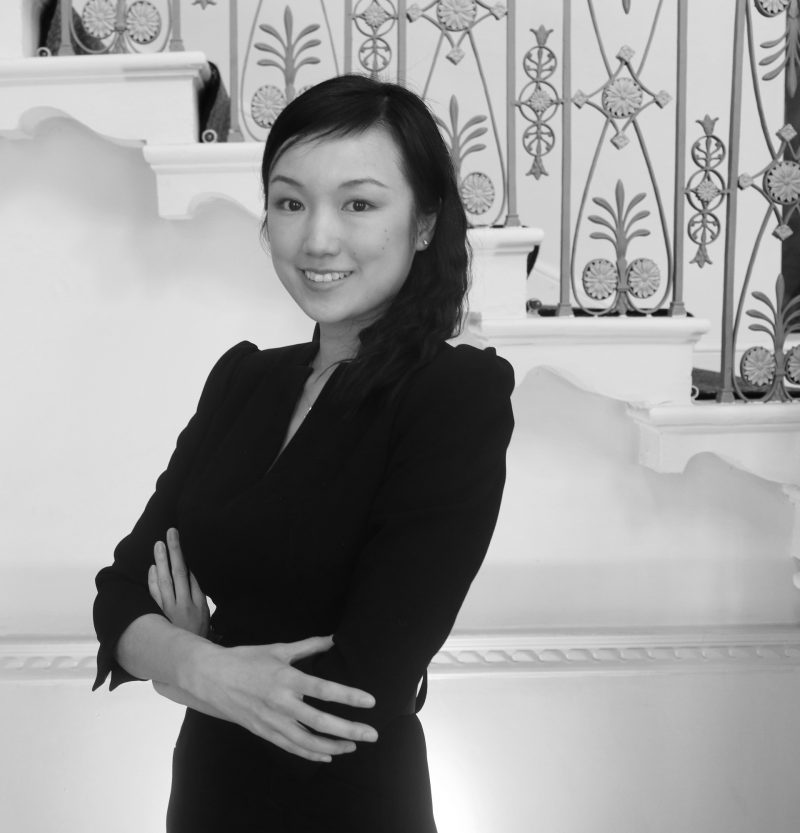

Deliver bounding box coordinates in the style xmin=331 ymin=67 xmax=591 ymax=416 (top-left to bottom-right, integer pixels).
xmin=303 ymin=270 xmax=351 ymax=283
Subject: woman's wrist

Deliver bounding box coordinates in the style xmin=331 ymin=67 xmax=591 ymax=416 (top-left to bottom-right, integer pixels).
xmin=173 ymin=629 xmax=224 ymax=694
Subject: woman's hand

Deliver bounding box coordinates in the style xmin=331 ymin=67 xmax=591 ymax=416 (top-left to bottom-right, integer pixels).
xmin=148 ymin=527 xmax=210 ymax=638
xmin=184 ymin=635 xmax=379 ymax=763
xmin=146 ymin=528 xmax=379 ymax=762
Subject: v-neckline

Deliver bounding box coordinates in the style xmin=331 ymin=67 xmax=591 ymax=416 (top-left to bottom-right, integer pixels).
xmin=264 ymin=348 xmax=343 ymax=478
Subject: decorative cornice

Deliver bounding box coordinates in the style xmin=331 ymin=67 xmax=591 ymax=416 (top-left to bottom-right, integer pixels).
xmin=476 ymin=315 xmax=711 ymax=347
xmin=431 ymin=627 xmax=800 ymax=677
xmin=0 ymin=639 xmax=99 ymax=682
xmin=2 ymin=626 xmax=799 ymax=683
xmin=0 ymin=53 xmax=211 ymax=84
xmin=630 ymin=401 xmax=800 ymax=484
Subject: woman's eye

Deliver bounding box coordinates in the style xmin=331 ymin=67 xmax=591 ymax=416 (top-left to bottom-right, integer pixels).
xmin=277 ymin=198 xmax=303 ymax=211
xmin=348 ymin=200 xmax=371 ymax=213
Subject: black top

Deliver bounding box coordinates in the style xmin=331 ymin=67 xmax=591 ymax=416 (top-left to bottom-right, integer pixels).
xmin=93 ymin=337 xmax=514 ymax=833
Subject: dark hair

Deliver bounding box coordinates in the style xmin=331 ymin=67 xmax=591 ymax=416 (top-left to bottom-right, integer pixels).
xmin=261 ymin=74 xmax=470 ymax=406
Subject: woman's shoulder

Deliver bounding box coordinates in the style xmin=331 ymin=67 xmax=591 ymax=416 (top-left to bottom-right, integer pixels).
xmin=208 ymin=339 xmax=314 ymax=377
xmin=198 ymin=339 xmax=314 ymax=403
xmin=413 ymin=342 xmax=514 ymax=393
xmin=397 ymin=342 xmax=515 ymax=418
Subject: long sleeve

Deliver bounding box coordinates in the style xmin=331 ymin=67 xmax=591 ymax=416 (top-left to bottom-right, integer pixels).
xmin=92 ymin=341 xmax=257 ymax=691
xmin=294 ymin=346 xmax=515 ymax=729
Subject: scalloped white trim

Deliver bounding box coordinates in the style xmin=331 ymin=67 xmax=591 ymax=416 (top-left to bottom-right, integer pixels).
xmin=2 ymin=626 xmax=799 ymax=683
xmin=629 ymin=402 xmax=800 ymax=485
xmin=0 ymin=54 xmax=210 ymax=145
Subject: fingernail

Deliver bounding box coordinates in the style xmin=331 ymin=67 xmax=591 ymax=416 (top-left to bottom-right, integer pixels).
xmin=363 ymin=729 xmax=378 ymax=742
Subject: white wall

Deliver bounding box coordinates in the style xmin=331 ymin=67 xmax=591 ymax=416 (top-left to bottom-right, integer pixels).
xmin=1 ymin=3 xmax=799 ymax=832
xmin=1 ymin=113 xmax=799 ymax=833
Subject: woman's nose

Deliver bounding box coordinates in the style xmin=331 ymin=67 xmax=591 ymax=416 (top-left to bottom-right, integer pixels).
xmin=302 ymin=209 xmax=341 ymax=257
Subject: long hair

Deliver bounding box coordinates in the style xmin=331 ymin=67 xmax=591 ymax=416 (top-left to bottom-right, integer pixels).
xmin=261 ymin=74 xmax=470 ymax=406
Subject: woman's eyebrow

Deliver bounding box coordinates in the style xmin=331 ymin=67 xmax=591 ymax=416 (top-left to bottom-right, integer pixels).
xmin=270 ymin=174 xmax=389 ymax=189
xmin=340 ymin=178 xmax=389 ymax=189
xmin=269 ymin=174 xmax=303 ymax=187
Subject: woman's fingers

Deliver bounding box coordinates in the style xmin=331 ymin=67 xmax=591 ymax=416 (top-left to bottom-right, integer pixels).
xmin=265 ymin=714 xmax=358 ymax=758
xmin=153 ymin=541 xmax=175 ymax=606
xmin=261 ymin=728 xmax=334 ymax=763
xmin=165 ymin=528 xmax=191 ymax=605
xmin=280 ymin=635 xmax=334 ymax=664
xmin=188 ymin=570 xmax=205 ymax=608
xmin=147 ymin=564 xmax=164 ymax=609
xmin=297 ymin=671 xmax=376 ymax=710
xmin=292 ymin=699 xmax=378 ymax=743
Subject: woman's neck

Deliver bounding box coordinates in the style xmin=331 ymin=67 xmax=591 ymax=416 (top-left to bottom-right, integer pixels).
xmin=311 ymin=324 xmax=360 ymax=377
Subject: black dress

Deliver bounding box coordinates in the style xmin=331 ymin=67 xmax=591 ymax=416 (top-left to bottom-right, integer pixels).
xmin=92 ymin=337 xmax=514 ymax=832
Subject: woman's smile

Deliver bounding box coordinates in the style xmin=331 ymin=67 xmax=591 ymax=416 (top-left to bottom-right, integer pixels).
xmin=302 ymin=269 xmax=353 ymax=284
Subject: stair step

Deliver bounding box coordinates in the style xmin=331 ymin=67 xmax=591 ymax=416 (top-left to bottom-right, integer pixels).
xmin=0 ymin=52 xmax=210 ymax=144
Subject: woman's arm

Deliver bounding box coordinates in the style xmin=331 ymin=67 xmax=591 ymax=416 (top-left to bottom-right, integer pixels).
xmin=294 ymin=346 xmax=515 ymax=730
xmin=93 ymin=342 xmax=256 ymax=691
xmin=94 ymin=343 xmax=379 ymax=762
xmin=117 ymin=612 xmax=377 ymax=762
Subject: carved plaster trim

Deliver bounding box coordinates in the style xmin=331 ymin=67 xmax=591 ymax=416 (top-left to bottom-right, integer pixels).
xmin=2 ymin=626 xmax=800 ymax=683
xmin=629 ymin=401 xmax=800 ymax=485
xmin=431 ymin=626 xmax=800 ymax=678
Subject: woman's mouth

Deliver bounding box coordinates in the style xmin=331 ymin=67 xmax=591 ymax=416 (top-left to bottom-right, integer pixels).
xmin=303 ymin=270 xmax=352 ymax=284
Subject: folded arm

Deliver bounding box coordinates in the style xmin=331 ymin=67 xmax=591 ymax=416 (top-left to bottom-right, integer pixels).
xmin=294 ymin=347 xmax=515 ymax=730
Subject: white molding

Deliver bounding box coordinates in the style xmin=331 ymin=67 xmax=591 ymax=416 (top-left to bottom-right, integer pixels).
xmin=143 ymin=142 xmax=265 ymax=219
xmin=3 ymin=626 xmax=799 ymax=684
xmin=468 ymin=227 xmax=544 ymax=320
xmin=630 ymin=401 xmax=800 ymax=485
xmin=0 ymin=638 xmax=99 ymax=683
xmin=472 ymin=316 xmax=710 ymax=406
xmin=0 ymin=53 xmax=211 ymax=144
xmin=477 ymin=316 xmax=710 ymax=346
xmin=433 ymin=626 xmax=800 ymax=677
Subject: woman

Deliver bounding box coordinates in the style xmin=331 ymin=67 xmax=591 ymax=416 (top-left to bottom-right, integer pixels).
xmin=93 ymin=74 xmax=514 ymax=832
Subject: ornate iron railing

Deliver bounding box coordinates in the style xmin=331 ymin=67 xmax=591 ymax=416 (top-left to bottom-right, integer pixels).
xmin=42 ymin=0 xmax=800 ymax=402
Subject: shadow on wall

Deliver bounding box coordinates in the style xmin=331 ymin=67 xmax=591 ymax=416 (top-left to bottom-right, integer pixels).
xmin=461 ymin=366 xmax=798 ymax=630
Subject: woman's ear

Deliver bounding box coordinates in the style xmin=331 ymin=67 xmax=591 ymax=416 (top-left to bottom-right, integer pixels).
xmin=415 ymin=212 xmax=438 ymax=252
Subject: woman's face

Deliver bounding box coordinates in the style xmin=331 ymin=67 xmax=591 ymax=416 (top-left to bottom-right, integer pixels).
xmin=266 ymin=125 xmax=434 ymax=340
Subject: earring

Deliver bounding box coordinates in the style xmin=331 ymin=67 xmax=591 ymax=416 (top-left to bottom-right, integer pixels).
xmin=421 ymin=239 xmax=428 ymax=247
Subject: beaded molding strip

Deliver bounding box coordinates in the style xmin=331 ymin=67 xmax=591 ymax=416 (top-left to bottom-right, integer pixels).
xmin=2 ymin=627 xmax=800 ymax=683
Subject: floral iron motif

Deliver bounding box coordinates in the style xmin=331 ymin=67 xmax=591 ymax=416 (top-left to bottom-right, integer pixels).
xmin=79 ymin=0 xmax=162 ymax=52
xmin=739 ymin=274 xmax=800 ymax=400
xmin=686 ymin=115 xmax=727 ymax=267
xmin=434 ymin=96 xmax=495 ymax=217
xmin=582 ymin=180 xmax=661 ymax=313
xmin=757 ymin=0 xmax=800 ymax=96
xmin=738 ymin=124 xmax=800 ymax=239
xmin=254 ymin=7 xmax=321 ymax=103
xmin=572 ymin=45 xmax=671 ymax=150
xmin=353 ymin=0 xmax=397 ymax=77
xmin=517 ymin=26 xmax=561 ymax=180
xmin=250 ymin=85 xmax=287 ymax=128
xmin=406 ymin=0 xmax=506 ymax=65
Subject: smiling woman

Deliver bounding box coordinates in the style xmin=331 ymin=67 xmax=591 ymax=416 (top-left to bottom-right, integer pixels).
xmin=92 ymin=74 xmax=515 ymax=833
xmin=265 ymin=126 xmax=432 ymax=347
